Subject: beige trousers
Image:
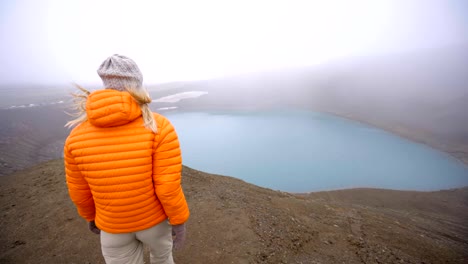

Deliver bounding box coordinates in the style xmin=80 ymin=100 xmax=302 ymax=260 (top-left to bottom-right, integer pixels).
xmin=100 ymin=220 xmax=174 ymax=264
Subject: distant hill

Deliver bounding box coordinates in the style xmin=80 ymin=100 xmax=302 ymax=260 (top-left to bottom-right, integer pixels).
xmin=1 ymin=159 xmax=467 ymax=263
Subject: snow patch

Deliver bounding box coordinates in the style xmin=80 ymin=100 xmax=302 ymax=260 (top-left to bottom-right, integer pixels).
xmin=154 ymin=91 xmax=208 ymax=103
xmin=157 ymin=106 xmax=178 ymax=111
xmin=4 ymin=100 xmax=66 ymax=110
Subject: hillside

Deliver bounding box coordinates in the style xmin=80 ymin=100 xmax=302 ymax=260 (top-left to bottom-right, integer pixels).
xmin=1 ymin=160 xmax=467 ymax=263
xmin=0 ymin=105 xmax=69 ymax=176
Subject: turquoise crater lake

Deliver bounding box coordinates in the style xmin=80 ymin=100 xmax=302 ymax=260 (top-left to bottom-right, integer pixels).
xmin=166 ymin=111 xmax=468 ymax=192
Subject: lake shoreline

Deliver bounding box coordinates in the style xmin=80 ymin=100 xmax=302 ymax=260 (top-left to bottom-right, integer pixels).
xmin=315 ymin=109 xmax=468 ymax=167
xmin=168 ymin=109 xmax=468 ymax=192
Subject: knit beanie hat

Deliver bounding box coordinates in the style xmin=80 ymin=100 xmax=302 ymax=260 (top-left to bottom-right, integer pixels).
xmin=97 ymin=54 xmax=143 ymax=92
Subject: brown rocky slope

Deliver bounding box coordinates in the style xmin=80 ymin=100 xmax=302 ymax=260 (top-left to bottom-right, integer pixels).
xmin=1 ymin=159 xmax=467 ymax=263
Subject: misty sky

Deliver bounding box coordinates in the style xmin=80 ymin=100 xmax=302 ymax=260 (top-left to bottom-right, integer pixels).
xmin=1 ymin=0 xmax=467 ymax=85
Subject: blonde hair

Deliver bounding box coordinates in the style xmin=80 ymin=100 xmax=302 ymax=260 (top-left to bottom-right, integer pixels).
xmin=65 ymin=84 xmax=157 ymax=133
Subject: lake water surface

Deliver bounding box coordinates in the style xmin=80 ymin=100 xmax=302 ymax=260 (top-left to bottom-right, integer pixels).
xmin=166 ymin=111 xmax=468 ymax=192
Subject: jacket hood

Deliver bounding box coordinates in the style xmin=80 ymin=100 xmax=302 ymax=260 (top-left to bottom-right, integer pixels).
xmin=86 ymin=89 xmax=142 ymax=127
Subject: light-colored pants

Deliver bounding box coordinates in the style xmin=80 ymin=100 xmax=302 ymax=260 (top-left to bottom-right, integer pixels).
xmin=100 ymin=220 xmax=174 ymax=264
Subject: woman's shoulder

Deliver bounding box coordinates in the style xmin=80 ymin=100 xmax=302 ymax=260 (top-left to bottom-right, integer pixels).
xmin=152 ymin=112 xmax=168 ymax=124
xmin=152 ymin=112 xmax=176 ymax=132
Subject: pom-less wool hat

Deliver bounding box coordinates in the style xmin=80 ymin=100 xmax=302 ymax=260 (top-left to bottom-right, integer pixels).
xmin=97 ymin=54 xmax=143 ymax=91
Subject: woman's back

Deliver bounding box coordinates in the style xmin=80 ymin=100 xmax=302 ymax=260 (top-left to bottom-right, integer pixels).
xmin=65 ymin=89 xmax=188 ymax=233
xmin=64 ymin=54 xmax=189 ymax=263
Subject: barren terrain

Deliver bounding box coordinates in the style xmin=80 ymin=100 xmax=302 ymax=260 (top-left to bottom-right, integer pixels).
xmin=1 ymin=160 xmax=467 ymax=263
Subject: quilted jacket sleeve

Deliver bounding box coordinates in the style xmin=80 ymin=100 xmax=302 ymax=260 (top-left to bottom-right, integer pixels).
xmin=153 ymin=117 xmax=189 ymax=225
xmin=64 ymin=143 xmax=96 ymax=221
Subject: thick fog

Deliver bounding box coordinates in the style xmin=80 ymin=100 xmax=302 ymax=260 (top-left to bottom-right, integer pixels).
xmin=146 ymin=44 xmax=468 ymax=163
xmin=0 ymin=0 xmax=467 ymax=85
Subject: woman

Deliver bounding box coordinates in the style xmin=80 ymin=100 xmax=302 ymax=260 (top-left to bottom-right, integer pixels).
xmin=64 ymin=54 xmax=189 ymax=264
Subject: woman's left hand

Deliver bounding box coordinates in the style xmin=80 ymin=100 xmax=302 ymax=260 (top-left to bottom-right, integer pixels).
xmin=172 ymin=224 xmax=186 ymax=250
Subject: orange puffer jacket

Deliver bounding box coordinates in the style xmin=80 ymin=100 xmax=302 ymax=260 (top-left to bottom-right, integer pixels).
xmin=64 ymin=89 xmax=189 ymax=233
